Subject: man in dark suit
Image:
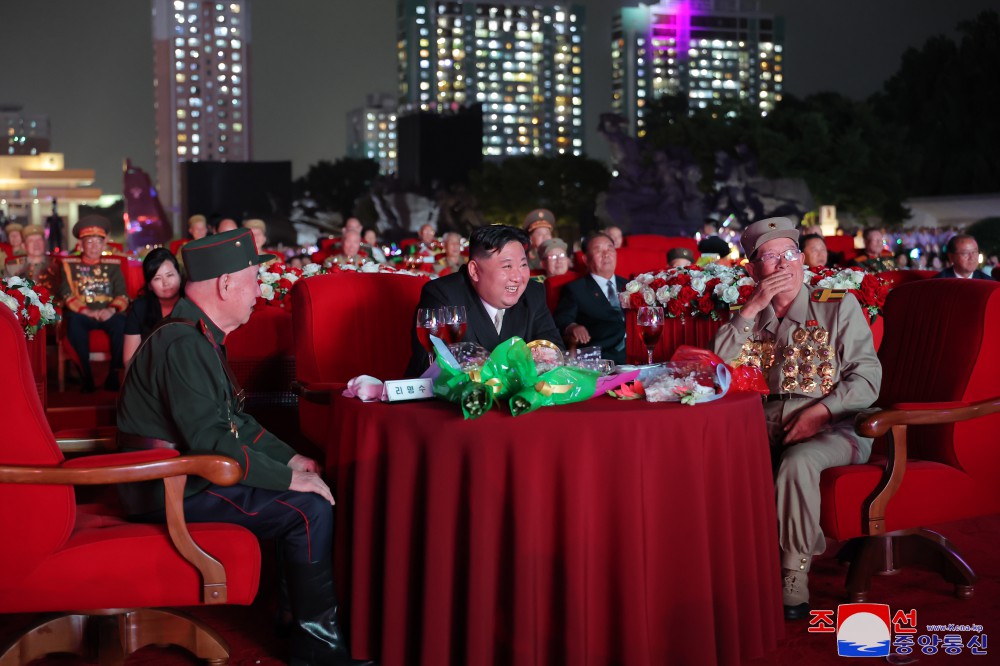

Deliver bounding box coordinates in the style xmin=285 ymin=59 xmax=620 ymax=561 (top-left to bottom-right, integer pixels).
xmin=933 ymin=234 xmax=992 ymax=281
xmin=406 ymin=225 xmax=564 ymax=377
xmin=553 ymin=232 xmax=628 ymax=365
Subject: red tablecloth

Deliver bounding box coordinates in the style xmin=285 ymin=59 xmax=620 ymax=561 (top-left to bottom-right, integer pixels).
xmin=328 ymin=392 xmax=783 ymax=665
xmin=625 ymin=310 xmax=725 ymax=364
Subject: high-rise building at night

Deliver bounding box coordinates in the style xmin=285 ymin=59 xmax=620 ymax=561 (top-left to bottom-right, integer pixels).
xmin=2 ymin=105 xmax=51 ymax=156
xmin=347 ymin=94 xmax=399 ymax=175
xmin=397 ymin=0 xmax=585 ymax=157
xmin=612 ymin=0 xmax=783 ymax=136
xmin=152 ymin=0 xmax=252 ymax=224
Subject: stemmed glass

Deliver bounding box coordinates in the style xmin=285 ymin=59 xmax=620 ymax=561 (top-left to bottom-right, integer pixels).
xmin=416 ymin=307 xmax=445 ymax=365
xmin=636 ymin=306 xmax=665 ymax=365
xmin=442 ymin=305 xmax=468 ymax=343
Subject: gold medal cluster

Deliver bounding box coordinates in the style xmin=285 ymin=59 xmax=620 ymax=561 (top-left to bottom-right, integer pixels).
xmin=739 ymin=325 xmax=836 ymax=396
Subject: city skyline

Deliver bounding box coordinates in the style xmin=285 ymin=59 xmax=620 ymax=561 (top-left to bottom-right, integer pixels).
xmin=1 ymin=0 xmax=995 ymax=197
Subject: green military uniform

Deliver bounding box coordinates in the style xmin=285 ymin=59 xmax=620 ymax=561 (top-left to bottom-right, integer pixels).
xmin=117 ymin=297 xmax=296 ymax=513
xmin=850 ymin=253 xmax=896 ymax=273
xmin=713 ymin=284 xmax=882 ymax=574
xmin=5 ymin=254 xmax=60 ymax=291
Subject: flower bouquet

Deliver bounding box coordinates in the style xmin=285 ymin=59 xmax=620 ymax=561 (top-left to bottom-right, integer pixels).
xmin=804 ymin=267 xmax=888 ymax=324
xmin=430 ymin=337 xmax=638 ymax=419
xmin=0 ymin=276 xmax=60 ymax=339
xmin=258 ymin=262 xmax=312 ymax=305
xmin=624 ymin=263 xmax=754 ymax=320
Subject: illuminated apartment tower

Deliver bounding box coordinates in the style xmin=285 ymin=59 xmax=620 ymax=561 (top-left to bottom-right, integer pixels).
xmin=152 ymin=0 xmax=252 ymax=222
xmin=397 ymin=0 xmax=585 ymax=157
xmin=612 ymin=0 xmax=783 ymax=137
xmin=347 ymin=94 xmax=399 ymax=175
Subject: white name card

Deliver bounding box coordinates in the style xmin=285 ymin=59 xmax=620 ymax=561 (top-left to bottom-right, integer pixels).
xmin=384 ymin=378 xmax=435 ymax=402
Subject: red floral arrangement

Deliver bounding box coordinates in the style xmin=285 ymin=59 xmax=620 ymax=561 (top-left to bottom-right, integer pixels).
xmin=804 ymin=267 xmax=889 ymax=323
xmin=624 ymin=264 xmax=755 ymax=320
xmin=1 ymin=276 xmax=60 ymax=339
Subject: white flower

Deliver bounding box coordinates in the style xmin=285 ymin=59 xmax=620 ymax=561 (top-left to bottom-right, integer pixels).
xmin=817 ymin=277 xmax=835 ymax=289
xmin=642 ymin=288 xmax=656 ymax=305
xmin=302 ymin=263 xmax=323 ymax=276
xmin=284 ymin=273 xmax=300 ymax=283
xmin=41 ymin=303 xmax=57 ymax=320
xmin=721 ymin=285 xmax=741 ymax=304
xmin=259 ymin=283 xmax=275 ymax=300
xmin=626 ymin=280 xmax=641 ymax=294
xmin=4 ymin=276 xmax=24 ymax=289
xmin=0 ymin=291 xmax=17 ymax=313
xmin=736 ymin=276 xmax=755 ymax=287
xmin=360 ymin=262 xmax=380 ymax=273
xmin=691 ymin=277 xmax=707 ymax=294
xmin=655 ymin=285 xmax=672 ymax=304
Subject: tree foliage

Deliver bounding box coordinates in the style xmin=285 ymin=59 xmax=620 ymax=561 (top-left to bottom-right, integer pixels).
xmin=467 ymin=154 xmax=611 ymax=232
xmin=294 ymin=157 xmax=381 ymax=218
xmin=872 ymin=10 xmax=1000 ymax=196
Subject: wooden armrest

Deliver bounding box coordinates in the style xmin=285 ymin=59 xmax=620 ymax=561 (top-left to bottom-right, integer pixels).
xmin=0 ymin=454 xmax=241 ymax=604
xmin=291 ymin=380 xmax=346 ymax=404
xmin=854 ymin=395 xmax=1000 ymax=537
xmin=856 ymin=395 xmax=1000 ymax=438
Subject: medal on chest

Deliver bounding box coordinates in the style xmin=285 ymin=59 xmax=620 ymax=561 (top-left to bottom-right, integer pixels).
xmin=780 ymin=319 xmax=835 ymax=394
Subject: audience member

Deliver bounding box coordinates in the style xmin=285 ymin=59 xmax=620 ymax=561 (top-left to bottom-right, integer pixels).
xmin=117 ymin=229 xmax=373 ymax=666
xmin=243 ymin=219 xmax=268 ymax=252
xmin=123 ymin=248 xmax=184 ymax=366
xmin=934 ymin=234 xmax=992 ymax=280
xmin=435 ymin=232 xmax=466 ymax=276
xmin=894 ymin=250 xmax=911 ymax=270
xmin=58 ymin=216 xmax=129 ymax=393
xmin=324 ymin=229 xmax=370 ymax=268
xmin=405 ymin=224 xmax=563 ymax=377
xmin=667 ymin=247 xmax=694 ymax=268
xmin=800 ymin=235 xmax=829 ymax=269
xmin=850 ymin=228 xmax=895 ymax=273
xmin=344 ymin=218 xmax=364 ymax=236
xmin=418 ymin=223 xmax=437 ymax=246
xmin=361 ymin=227 xmax=387 ymax=264
xmin=188 ymin=214 xmax=209 ymax=241
xmin=539 ymin=238 xmax=571 ymax=277
xmin=4 ymin=224 xmax=61 ymax=293
xmin=712 ymin=217 xmax=881 ymax=621
xmin=217 ymin=218 xmax=239 ymax=233
xmin=523 ymin=208 xmax=555 ymax=270
xmin=5 ymin=223 xmax=25 ymax=256
xmin=554 ymin=232 xmax=627 ymax=364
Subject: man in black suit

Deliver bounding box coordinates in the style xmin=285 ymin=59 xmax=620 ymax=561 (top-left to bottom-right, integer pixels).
xmin=933 ymin=234 xmax=992 ymax=281
xmin=553 ymin=232 xmax=628 ymax=365
xmin=406 ymin=225 xmax=564 ymax=377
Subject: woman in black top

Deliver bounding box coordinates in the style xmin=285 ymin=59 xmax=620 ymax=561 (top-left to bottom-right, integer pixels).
xmin=123 ymin=248 xmax=184 ymax=365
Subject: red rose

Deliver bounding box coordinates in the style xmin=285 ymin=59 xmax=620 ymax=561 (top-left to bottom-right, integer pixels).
xmin=738 ymin=284 xmax=755 ymax=300
xmin=705 ymin=278 xmax=721 ymax=292
xmin=697 ymin=294 xmax=714 ymax=314
xmin=34 ymin=285 xmax=51 ymax=303
xmin=678 ymin=285 xmax=697 ymax=304
xmin=26 ymin=304 xmax=41 ymax=326
xmin=668 ymin=272 xmax=692 ymax=287
xmin=10 ymin=289 xmax=25 ymax=307
xmin=629 ymin=291 xmax=647 ymax=309
xmin=278 ymin=278 xmax=293 ymax=291
xmin=649 ymin=278 xmax=667 ymax=291
xmin=666 ymin=298 xmax=686 ymax=318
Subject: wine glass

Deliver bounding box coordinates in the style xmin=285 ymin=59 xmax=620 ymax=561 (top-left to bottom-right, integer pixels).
xmin=636 ymin=306 xmax=665 ymax=365
xmin=416 ymin=307 xmax=445 ymax=365
xmin=442 ymin=305 xmax=468 ymax=343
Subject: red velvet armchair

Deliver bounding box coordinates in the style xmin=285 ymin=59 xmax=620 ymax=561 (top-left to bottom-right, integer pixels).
xmin=819 ymin=279 xmax=1000 ymax=601
xmin=291 ymin=272 xmax=429 ymax=449
xmin=0 ymin=307 xmax=261 ymax=664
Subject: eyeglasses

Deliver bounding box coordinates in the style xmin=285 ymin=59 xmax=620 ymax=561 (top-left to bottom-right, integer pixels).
xmin=755 ymin=248 xmax=802 ymax=265
xmin=545 ymin=253 xmax=568 ymax=260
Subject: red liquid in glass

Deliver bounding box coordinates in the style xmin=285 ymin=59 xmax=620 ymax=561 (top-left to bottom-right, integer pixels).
xmin=445 ymin=322 xmax=467 ymax=342
xmin=417 ymin=325 xmax=442 ymax=351
xmin=640 ymin=323 xmax=664 ymax=346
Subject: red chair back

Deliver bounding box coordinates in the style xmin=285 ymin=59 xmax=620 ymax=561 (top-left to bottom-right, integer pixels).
xmin=544 ymin=273 xmax=578 ymax=312
xmin=292 ymin=272 xmax=430 ymax=384
xmin=879 ymin=270 xmax=936 ymax=289
xmin=0 ymin=307 xmax=75 ymax=580
xmin=626 ymin=235 xmax=700 ymax=257
xmin=614 ymin=247 xmax=667 ymax=279
xmin=824 ymin=235 xmax=858 ymax=263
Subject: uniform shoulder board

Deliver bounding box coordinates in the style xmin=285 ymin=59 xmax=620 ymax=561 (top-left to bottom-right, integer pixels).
xmin=5 ymin=255 xmax=25 ymax=266
xmin=62 ymin=255 xmax=81 ymax=264
xmin=810 ymin=288 xmax=848 ymax=303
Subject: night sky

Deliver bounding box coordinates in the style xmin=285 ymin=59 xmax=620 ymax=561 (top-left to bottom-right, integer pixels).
xmin=1 ymin=0 xmax=995 ymax=195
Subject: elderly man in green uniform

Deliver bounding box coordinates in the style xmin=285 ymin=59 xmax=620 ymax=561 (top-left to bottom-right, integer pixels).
xmin=58 ymin=215 xmax=130 ymax=392
xmin=712 ymin=217 xmax=882 ymax=621
xmin=117 ymin=229 xmax=373 ymax=666
xmin=4 ymin=224 xmax=61 ymax=293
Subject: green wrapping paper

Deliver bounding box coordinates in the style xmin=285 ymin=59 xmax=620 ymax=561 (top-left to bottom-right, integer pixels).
xmin=509 ymin=366 xmax=599 ymax=417
xmin=432 ymin=337 xmax=538 ymax=419
xmin=432 ymin=355 xmax=494 ymax=419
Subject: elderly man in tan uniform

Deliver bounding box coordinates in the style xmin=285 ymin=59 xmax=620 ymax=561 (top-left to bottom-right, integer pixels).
xmin=713 ymin=217 xmax=881 ymax=621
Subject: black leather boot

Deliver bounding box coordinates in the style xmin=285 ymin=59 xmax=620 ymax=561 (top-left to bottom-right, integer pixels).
xmin=286 ymin=560 xmax=376 ymax=666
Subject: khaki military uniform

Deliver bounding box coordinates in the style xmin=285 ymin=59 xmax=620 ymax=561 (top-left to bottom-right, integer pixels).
xmin=713 ymin=285 xmax=882 ymax=572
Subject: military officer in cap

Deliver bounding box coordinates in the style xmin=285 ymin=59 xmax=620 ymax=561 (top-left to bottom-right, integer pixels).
xmin=667 ymin=246 xmax=694 ymax=268
xmin=524 ymin=208 xmax=555 ymax=270
xmin=58 ymin=215 xmax=129 ymax=393
xmin=4 ymin=224 xmax=61 ymax=294
xmin=712 ymin=217 xmax=882 ymax=621
xmin=116 ymin=228 xmax=373 ymax=666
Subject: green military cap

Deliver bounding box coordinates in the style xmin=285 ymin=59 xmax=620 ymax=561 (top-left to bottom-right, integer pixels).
xmin=740 ymin=216 xmax=799 ymax=259
xmin=523 ymin=208 xmax=555 ymax=233
xmin=667 ymin=247 xmax=694 ymax=263
xmin=181 ymin=228 xmax=270 ymax=282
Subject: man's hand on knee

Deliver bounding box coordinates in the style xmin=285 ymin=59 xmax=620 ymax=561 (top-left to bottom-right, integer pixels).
xmin=290 ymin=470 xmax=335 ymax=505
xmin=783 ymin=403 xmax=832 ymax=446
